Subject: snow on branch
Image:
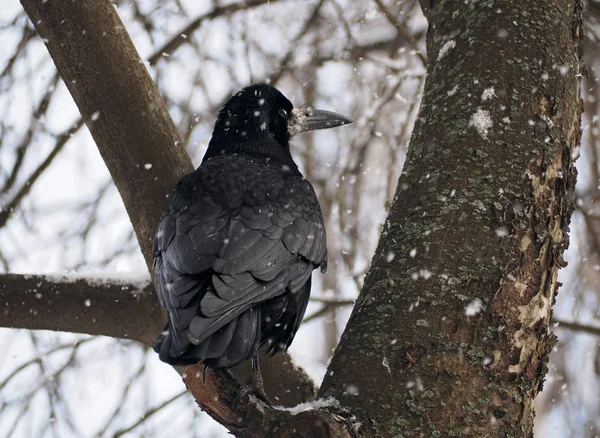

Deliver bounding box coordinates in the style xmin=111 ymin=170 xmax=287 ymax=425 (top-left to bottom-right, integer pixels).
xmin=0 ymin=273 xmax=163 ymax=345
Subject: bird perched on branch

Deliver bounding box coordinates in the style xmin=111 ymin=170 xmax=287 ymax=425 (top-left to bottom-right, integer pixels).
xmin=153 ymin=83 xmax=352 ymax=402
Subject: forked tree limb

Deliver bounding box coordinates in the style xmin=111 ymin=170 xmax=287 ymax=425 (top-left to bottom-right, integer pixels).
xmin=17 ymin=0 xmax=330 ymax=430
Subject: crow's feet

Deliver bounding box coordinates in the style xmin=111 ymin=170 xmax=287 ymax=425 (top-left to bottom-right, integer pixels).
xmin=231 ymin=360 xmax=271 ymax=408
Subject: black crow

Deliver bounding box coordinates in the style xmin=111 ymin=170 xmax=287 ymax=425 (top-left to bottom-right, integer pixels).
xmin=153 ymin=83 xmax=351 ymax=402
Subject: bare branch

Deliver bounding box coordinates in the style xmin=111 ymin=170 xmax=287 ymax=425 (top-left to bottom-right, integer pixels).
xmin=0 ymin=118 xmax=85 ymax=229
xmin=553 ymin=319 xmax=600 ymax=337
xmin=371 ymin=0 xmax=427 ymax=65
xmin=1 ymin=72 xmax=60 ymax=195
xmin=0 ymin=273 xmax=162 ymax=345
xmin=148 ymin=0 xmax=283 ymax=66
xmin=268 ymin=0 xmax=326 ymax=84
xmin=113 ymin=390 xmax=188 ymax=438
xmin=21 ymin=0 xmax=191 ymax=271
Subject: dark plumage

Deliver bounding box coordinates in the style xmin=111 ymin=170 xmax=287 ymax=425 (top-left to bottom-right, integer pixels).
xmin=153 ymin=84 xmax=351 ymax=396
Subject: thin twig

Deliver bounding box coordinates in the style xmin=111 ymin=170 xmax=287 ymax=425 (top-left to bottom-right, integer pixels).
xmin=147 ymin=0 xmax=283 ymax=66
xmin=371 ymin=0 xmax=427 ymax=65
xmin=112 ymin=390 xmax=188 ymax=438
xmin=553 ymin=319 xmax=600 ymax=337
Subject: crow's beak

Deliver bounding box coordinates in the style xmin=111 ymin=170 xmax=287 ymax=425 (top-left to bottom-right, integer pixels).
xmin=288 ymin=107 xmax=353 ymax=136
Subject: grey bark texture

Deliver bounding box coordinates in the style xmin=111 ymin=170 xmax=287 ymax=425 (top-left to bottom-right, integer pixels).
xmin=319 ymin=1 xmax=582 ymax=436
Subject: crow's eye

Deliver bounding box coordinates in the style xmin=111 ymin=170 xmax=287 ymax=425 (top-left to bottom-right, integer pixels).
xmin=278 ymin=108 xmax=289 ymax=119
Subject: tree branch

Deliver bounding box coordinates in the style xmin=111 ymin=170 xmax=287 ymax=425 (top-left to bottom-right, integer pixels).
xmin=18 ymin=0 xmax=324 ymax=430
xmin=0 ymin=275 xmax=342 ymax=434
xmin=20 ymin=0 xmax=189 ymax=271
xmin=0 ymin=272 xmax=316 ymax=407
xmin=148 ymin=0 xmax=282 ymax=66
xmin=0 ymin=273 xmax=161 ymax=345
xmin=554 ymin=319 xmax=600 ymax=337
xmin=0 ymin=119 xmax=85 ymax=229
xmin=371 ymin=0 xmax=427 ymax=65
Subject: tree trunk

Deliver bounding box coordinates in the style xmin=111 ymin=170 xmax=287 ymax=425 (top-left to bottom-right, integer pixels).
xmin=319 ymin=1 xmax=582 ymax=436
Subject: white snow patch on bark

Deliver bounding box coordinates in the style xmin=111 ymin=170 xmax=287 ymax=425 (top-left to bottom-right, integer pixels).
xmin=481 ymin=87 xmax=497 ymax=101
xmin=275 ymin=397 xmax=341 ymax=415
xmin=382 ymin=355 xmax=392 ymax=374
xmin=447 ymin=84 xmax=459 ymax=96
xmin=45 ymin=272 xmax=151 ymax=292
xmin=469 ymin=109 xmax=493 ymax=140
xmin=437 ymin=40 xmax=456 ymax=61
xmin=465 ymin=298 xmax=484 ymax=316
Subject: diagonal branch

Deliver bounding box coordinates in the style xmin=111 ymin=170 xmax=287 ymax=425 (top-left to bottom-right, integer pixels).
xmin=20 ymin=0 xmax=189 ymax=269
xmin=0 ymin=119 xmax=85 ymax=229
xmin=18 ymin=0 xmax=323 ymax=429
xmin=148 ymin=0 xmax=283 ymax=66
xmin=371 ymin=0 xmax=427 ymax=65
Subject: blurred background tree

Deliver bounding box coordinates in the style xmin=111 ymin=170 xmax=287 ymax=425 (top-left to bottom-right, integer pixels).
xmin=0 ymin=0 xmax=596 ymax=436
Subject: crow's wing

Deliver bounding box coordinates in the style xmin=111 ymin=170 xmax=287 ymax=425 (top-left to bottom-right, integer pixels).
xmin=153 ymin=158 xmax=326 ymax=356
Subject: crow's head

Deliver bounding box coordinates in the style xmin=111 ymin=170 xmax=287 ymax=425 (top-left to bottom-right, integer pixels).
xmin=205 ymin=84 xmax=352 ymax=163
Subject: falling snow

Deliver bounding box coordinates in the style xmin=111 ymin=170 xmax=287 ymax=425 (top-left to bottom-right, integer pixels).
xmin=2 ymin=3 xmax=590 ymax=436
xmin=419 ymin=269 xmax=432 ymax=280
xmin=345 ymin=384 xmax=359 ymax=395
xmin=558 ymin=65 xmax=569 ymax=76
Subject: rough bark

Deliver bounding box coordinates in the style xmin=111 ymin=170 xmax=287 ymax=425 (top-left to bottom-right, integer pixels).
xmin=19 ymin=0 xmax=315 ymax=414
xmin=182 ymin=367 xmax=354 ymax=438
xmin=319 ymin=1 xmax=582 ymax=436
